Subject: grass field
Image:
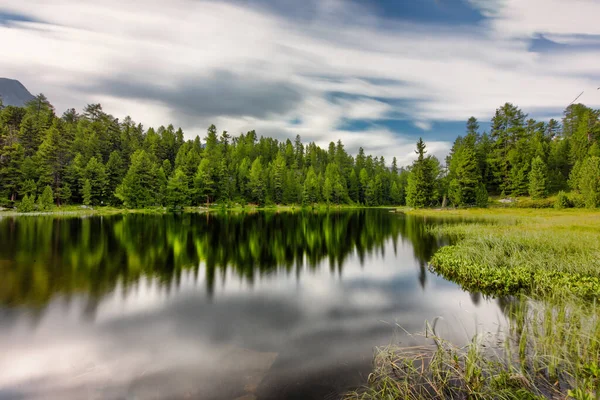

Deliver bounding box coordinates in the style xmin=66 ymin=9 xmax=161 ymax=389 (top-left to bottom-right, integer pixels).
xmin=412 ymin=208 xmax=600 ymax=299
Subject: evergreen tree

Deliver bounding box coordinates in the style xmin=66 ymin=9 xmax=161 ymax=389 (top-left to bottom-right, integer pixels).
xmin=528 ymin=156 xmax=548 ymax=199
xmin=249 ymin=157 xmax=265 ymax=205
xmin=83 ymin=157 xmax=108 ymax=205
xmin=194 ymin=158 xmax=216 ymax=205
xmin=303 ymin=167 xmax=319 ymax=205
xmin=271 ymin=152 xmax=286 ymax=204
xmin=578 ymin=156 xmax=600 ymax=208
xmin=454 ymin=146 xmax=480 ymax=205
xmin=105 ymin=151 xmax=125 ymax=205
xmin=323 ymin=177 xmax=332 ymax=204
xmin=0 ymin=143 xmax=24 ymax=201
xmin=115 ymin=150 xmax=158 ymax=208
xmin=83 ymin=179 xmax=92 ymax=206
xmin=21 ymin=179 xmax=37 ymax=197
xmin=38 ymin=185 xmax=54 ymax=210
xmin=166 ymin=168 xmax=189 ymax=210
xmin=18 ymin=194 xmax=35 ymax=212
xmin=406 ymin=138 xmax=436 ymax=208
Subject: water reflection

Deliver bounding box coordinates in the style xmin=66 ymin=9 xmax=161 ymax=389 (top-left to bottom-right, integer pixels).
xmin=0 ymin=210 xmax=506 ymax=400
xmin=0 ymin=210 xmax=446 ymax=308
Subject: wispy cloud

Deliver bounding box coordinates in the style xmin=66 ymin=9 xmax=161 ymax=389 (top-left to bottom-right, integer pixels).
xmin=0 ymin=0 xmax=599 ymax=165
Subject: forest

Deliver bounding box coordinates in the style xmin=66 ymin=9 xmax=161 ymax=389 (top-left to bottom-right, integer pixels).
xmin=0 ymin=95 xmax=599 ymax=210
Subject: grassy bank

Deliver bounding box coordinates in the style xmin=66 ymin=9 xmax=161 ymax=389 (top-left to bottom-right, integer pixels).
xmin=348 ymin=208 xmax=600 ymax=399
xmin=411 ymin=208 xmax=600 ymax=299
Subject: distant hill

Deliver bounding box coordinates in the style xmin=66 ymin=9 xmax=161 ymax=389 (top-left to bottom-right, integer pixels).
xmin=0 ymin=78 xmax=35 ymax=107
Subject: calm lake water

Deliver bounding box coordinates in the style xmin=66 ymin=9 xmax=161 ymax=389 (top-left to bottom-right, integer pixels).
xmin=0 ymin=210 xmax=507 ymax=400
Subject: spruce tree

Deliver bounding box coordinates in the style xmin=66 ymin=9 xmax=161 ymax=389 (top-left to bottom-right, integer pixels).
xmin=38 ymin=185 xmax=54 ymax=210
xmin=578 ymin=156 xmax=600 ymax=208
xmin=166 ymin=168 xmax=189 ymax=210
xmin=115 ymin=150 xmax=157 ymax=208
xmin=18 ymin=194 xmax=35 ymax=212
xmin=528 ymin=156 xmax=548 ymax=199
xmin=83 ymin=179 xmax=92 ymax=206
xmin=406 ymin=138 xmax=435 ymax=208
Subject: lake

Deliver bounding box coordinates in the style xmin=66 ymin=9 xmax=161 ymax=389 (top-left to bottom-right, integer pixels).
xmin=0 ymin=210 xmax=508 ymax=400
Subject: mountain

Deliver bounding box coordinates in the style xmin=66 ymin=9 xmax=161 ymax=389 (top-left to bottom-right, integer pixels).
xmin=0 ymin=78 xmax=35 ymax=107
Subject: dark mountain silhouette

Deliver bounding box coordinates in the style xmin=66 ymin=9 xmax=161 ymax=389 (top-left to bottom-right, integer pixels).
xmin=0 ymin=78 xmax=35 ymax=107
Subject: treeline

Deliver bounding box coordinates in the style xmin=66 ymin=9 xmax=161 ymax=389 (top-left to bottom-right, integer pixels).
xmin=438 ymin=103 xmax=600 ymax=208
xmin=0 ymin=96 xmax=599 ymax=209
xmin=0 ymin=95 xmax=407 ymax=209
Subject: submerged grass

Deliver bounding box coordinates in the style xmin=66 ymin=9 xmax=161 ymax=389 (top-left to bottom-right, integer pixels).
xmin=347 ymin=296 xmax=600 ymax=400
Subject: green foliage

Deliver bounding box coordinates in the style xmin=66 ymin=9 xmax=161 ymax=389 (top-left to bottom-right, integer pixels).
xmin=577 ymin=156 xmax=600 ymax=208
xmin=166 ymin=168 xmax=189 ymax=210
xmin=421 ymin=209 xmax=600 ymax=299
xmin=528 ymin=156 xmax=547 ymax=199
xmin=38 ymin=185 xmax=54 ymax=211
xmin=18 ymin=194 xmax=35 ymax=212
xmin=406 ymin=138 xmax=437 ymax=208
xmin=554 ymin=191 xmax=571 ymax=209
xmin=115 ymin=150 xmax=158 ymax=208
xmin=475 ymin=183 xmax=488 ymax=207
xmin=2 ymin=96 xmax=599 ymax=209
xmin=83 ymin=156 xmax=107 ymax=205
xmin=82 ymin=179 xmax=92 ymax=206
xmin=20 ymin=179 xmax=36 ymax=197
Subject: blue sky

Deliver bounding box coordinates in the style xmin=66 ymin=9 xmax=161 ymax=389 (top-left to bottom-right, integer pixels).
xmin=1 ymin=0 xmax=600 ymax=164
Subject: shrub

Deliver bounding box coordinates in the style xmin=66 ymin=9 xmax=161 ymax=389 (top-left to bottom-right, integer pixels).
xmin=514 ymin=198 xmax=554 ymax=208
xmin=569 ymin=193 xmax=586 ymax=208
xmin=554 ymin=191 xmax=572 ymax=209
xmin=18 ymin=195 xmax=35 ymax=213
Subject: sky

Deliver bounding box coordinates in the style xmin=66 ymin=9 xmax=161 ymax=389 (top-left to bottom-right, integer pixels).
xmin=1 ymin=0 xmax=600 ymax=165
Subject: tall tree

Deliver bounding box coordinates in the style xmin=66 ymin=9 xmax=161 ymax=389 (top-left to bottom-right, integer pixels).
xmin=406 ymin=138 xmax=436 ymax=208
xmin=528 ymin=156 xmax=548 ymax=199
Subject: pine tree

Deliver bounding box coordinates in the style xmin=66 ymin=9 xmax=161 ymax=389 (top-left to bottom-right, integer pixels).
xmin=0 ymin=143 xmax=24 ymax=201
xmin=83 ymin=179 xmax=92 ymax=206
xmin=578 ymin=156 xmax=600 ymax=208
xmin=193 ymin=158 xmax=215 ymax=205
xmin=348 ymin=169 xmax=359 ymax=203
xmin=303 ymin=167 xmax=319 ymax=205
xmin=249 ymin=157 xmax=265 ymax=205
xmin=323 ymin=177 xmax=332 ymax=204
xmin=528 ymin=156 xmax=548 ymax=199
xmin=38 ymin=185 xmax=54 ymax=210
xmin=18 ymin=194 xmax=35 ymax=212
xmin=115 ymin=150 xmax=158 ymax=208
xmin=105 ymin=151 xmax=124 ymax=205
xmin=271 ymin=152 xmax=286 ymax=204
xmin=21 ymin=179 xmax=37 ymax=197
xmin=166 ymin=168 xmax=189 ymax=210
xmin=406 ymin=138 xmax=436 ymax=208
xmin=455 ymin=146 xmax=480 ymax=205
xmin=84 ymin=157 xmax=108 ymax=205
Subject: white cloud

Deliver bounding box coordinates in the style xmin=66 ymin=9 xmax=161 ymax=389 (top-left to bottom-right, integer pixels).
xmin=1 ymin=0 xmax=599 ymax=165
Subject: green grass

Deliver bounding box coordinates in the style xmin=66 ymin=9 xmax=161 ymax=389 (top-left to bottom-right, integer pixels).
xmin=411 ymin=208 xmax=600 ymax=299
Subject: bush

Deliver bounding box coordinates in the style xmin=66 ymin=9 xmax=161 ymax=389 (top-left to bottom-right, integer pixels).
xmin=569 ymin=193 xmax=586 ymax=208
xmin=514 ymin=197 xmax=554 ymax=208
xmin=18 ymin=195 xmax=35 ymax=213
xmin=554 ymin=191 xmax=572 ymax=209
